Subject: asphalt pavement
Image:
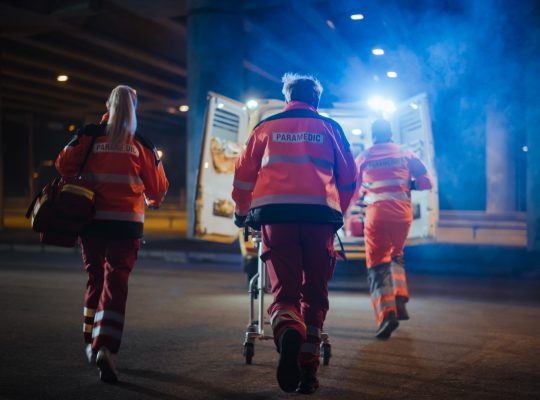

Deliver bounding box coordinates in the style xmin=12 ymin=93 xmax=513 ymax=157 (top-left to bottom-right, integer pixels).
xmin=1 ymin=250 xmax=540 ymax=400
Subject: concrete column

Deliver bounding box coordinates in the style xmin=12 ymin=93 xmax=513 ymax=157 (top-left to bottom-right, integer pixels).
xmin=485 ymin=102 xmax=516 ymax=213
xmin=186 ymin=0 xmax=244 ymax=237
xmin=526 ymin=3 xmax=540 ymax=252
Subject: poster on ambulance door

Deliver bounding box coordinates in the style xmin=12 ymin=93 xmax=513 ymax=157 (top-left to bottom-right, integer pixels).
xmin=193 ymin=93 xmax=250 ymax=242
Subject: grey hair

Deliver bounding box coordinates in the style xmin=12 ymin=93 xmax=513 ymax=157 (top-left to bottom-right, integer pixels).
xmin=281 ymin=73 xmax=323 ymax=103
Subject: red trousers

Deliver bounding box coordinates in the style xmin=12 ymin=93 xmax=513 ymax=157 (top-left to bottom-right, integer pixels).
xmin=364 ymin=219 xmax=411 ymax=325
xmin=262 ymin=223 xmax=335 ymax=369
xmin=80 ymin=236 xmax=140 ymax=353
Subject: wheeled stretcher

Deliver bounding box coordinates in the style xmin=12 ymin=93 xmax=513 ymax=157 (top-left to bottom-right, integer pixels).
xmin=242 ymin=228 xmax=332 ymax=365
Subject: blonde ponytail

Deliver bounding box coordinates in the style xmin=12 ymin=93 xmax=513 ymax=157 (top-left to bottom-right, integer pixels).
xmin=106 ymin=85 xmax=137 ymax=144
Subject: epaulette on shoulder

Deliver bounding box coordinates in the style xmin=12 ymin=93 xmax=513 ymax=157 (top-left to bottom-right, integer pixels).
xmin=135 ymin=133 xmax=161 ymax=165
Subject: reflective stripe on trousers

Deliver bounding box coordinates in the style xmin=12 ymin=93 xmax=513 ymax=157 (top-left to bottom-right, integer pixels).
xmin=270 ymin=308 xmax=305 ymax=333
xmin=367 ymin=263 xmax=397 ymax=324
xmin=300 ymin=325 xmax=321 ymax=356
xmin=391 ymin=257 xmax=409 ymax=299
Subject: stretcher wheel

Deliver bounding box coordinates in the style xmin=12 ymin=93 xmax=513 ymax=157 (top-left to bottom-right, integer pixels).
xmin=243 ymin=342 xmax=254 ymax=364
xmin=321 ymin=343 xmax=331 ymax=366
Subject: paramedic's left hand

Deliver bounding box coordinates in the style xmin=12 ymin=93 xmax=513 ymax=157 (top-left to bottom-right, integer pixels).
xmin=234 ymin=213 xmax=246 ymax=228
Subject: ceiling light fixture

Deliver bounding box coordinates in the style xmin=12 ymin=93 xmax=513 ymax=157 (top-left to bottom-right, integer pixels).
xmin=350 ymin=14 xmax=364 ymax=20
xmin=372 ymin=48 xmax=384 ymax=56
xmin=56 ymin=74 xmax=69 ymax=82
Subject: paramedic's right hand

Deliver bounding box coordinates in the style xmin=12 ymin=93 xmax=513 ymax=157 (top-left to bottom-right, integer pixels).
xmin=234 ymin=213 xmax=247 ymax=228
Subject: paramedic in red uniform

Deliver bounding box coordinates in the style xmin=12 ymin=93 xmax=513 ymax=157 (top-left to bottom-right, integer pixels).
xmin=355 ymin=119 xmax=432 ymax=339
xmin=232 ymin=73 xmax=357 ymax=394
xmin=56 ymin=85 xmax=168 ymax=383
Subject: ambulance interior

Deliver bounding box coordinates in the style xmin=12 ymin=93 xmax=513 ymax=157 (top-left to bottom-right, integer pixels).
xmin=193 ymin=92 xmax=439 ymax=262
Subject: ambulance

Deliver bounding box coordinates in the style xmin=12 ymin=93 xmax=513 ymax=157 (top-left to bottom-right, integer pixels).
xmin=192 ymin=92 xmax=439 ymax=265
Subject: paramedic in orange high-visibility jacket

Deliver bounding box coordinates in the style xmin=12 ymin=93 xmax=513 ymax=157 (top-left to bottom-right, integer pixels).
xmin=354 ymin=119 xmax=432 ymax=340
xmin=232 ymin=73 xmax=357 ymax=394
xmin=56 ymin=85 xmax=168 ymax=384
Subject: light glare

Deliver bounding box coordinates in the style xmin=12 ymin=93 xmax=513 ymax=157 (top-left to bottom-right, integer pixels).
xmin=56 ymin=74 xmax=69 ymax=82
xmin=246 ymin=99 xmax=258 ymax=110
xmin=179 ymin=105 xmax=189 ymax=112
xmin=523 ymin=146 xmax=529 ymax=152
xmin=368 ymin=96 xmax=396 ymax=113
xmin=350 ymin=14 xmax=364 ymax=20
xmin=387 ymin=71 xmax=398 ymax=78
xmin=352 ymin=129 xmax=363 ymax=136
xmin=372 ymin=48 xmax=384 ymax=56
xmin=157 ymin=149 xmax=164 ymax=159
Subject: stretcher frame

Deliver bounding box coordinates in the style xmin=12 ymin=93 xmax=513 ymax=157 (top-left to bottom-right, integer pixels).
xmin=242 ymin=229 xmax=332 ymax=365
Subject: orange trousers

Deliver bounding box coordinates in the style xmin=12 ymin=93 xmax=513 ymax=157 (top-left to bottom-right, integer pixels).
xmin=364 ymin=219 xmax=411 ymax=325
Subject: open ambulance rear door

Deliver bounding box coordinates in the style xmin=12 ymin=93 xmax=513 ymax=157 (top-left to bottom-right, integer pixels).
xmin=192 ymin=92 xmax=250 ymax=242
xmin=390 ymin=93 xmax=439 ymax=243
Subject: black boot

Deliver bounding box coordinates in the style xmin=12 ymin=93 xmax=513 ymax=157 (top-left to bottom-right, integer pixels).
xmin=396 ymin=297 xmax=410 ymax=321
xmin=375 ymin=311 xmax=399 ymax=339
xmin=277 ymin=329 xmax=302 ymax=392
xmin=297 ymin=366 xmax=319 ymax=394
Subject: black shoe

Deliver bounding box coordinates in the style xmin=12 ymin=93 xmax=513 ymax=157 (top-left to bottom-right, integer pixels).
xmin=277 ymin=329 xmax=302 ymax=392
xmin=375 ymin=312 xmax=399 ymax=339
xmin=296 ymin=366 xmax=319 ymax=394
xmin=96 ymin=347 xmax=118 ymax=384
xmin=396 ymin=302 xmax=410 ymax=321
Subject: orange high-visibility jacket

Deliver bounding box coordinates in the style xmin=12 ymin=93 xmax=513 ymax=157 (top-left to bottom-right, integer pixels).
xmin=56 ymin=123 xmax=169 ymax=238
xmin=232 ymin=101 xmax=357 ymax=229
xmin=354 ymin=142 xmax=432 ymax=222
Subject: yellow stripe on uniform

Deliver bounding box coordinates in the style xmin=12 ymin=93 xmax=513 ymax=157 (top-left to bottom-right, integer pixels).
xmin=83 ymin=307 xmax=96 ymax=318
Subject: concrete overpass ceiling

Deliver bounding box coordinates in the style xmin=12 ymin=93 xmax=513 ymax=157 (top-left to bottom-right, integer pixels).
xmin=0 ymin=0 xmax=530 ymax=119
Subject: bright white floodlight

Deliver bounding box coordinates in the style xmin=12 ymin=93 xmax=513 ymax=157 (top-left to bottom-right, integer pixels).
xmin=246 ymin=99 xmax=258 ymax=110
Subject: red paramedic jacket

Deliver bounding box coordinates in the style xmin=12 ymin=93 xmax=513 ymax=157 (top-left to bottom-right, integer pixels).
xmin=232 ymin=101 xmax=357 ymax=230
xmin=56 ymin=123 xmax=169 ymax=238
xmin=354 ymin=142 xmax=433 ymax=222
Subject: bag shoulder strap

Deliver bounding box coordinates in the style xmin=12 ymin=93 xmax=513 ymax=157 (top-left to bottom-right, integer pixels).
xmin=76 ymin=135 xmax=97 ymax=178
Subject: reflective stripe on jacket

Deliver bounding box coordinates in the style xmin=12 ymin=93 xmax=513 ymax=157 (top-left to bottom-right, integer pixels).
xmin=55 ymin=123 xmax=169 ymax=237
xmin=232 ymin=101 xmax=357 ymax=228
xmin=355 ymin=142 xmax=432 ymax=222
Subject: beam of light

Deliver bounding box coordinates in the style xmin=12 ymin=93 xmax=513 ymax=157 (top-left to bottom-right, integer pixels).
xmin=368 ymin=96 xmax=396 ymax=113
xmin=372 ymin=48 xmax=384 ymax=56
xmin=246 ymin=99 xmax=258 ymax=110
xmin=56 ymin=74 xmax=68 ymax=82
xmin=386 ymin=71 xmax=398 ymax=78
xmin=179 ymin=105 xmax=189 ymax=112
xmin=350 ymin=14 xmax=364 ymax=20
